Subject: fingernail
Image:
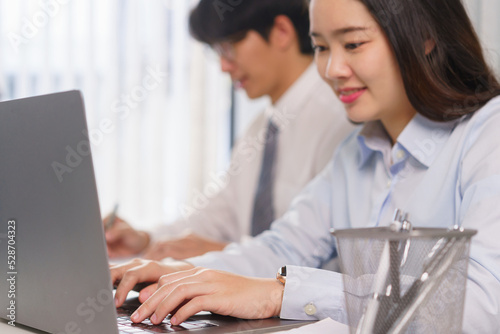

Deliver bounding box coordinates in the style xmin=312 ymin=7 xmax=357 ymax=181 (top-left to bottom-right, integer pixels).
xmin=171 ymin=316 xmax=178 ymax=326
xmin=151 ymin=314 xmax=157 ymax=323
xmin=114 ymin=297 xmax=119 ymax=307
xmin=131 ymin=311 xmax=140 ymax=322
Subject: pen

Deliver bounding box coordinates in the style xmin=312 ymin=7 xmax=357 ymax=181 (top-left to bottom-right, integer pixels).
xmin=104 ymin=203 xmax=119 ymax=231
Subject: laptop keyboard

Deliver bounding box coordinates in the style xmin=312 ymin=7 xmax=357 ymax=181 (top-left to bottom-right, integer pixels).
xmin=116 ymin=307 xmax=217 ymax=333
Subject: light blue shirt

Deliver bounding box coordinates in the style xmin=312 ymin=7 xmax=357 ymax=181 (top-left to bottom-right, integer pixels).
xmin=188 ymin=96 xmax=500 ymax=333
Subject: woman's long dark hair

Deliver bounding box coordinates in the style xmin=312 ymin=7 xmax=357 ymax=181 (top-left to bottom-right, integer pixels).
xmin=361 ymin=0 xmax=500 ymax=121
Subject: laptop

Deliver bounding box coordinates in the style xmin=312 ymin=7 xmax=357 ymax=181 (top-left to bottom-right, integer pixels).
xmin=0 ymin=91 xmax=311 ymax=333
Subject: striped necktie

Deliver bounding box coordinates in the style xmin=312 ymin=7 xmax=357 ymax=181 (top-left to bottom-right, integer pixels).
xmin=251 ymin=120 xmax=279 ymax=236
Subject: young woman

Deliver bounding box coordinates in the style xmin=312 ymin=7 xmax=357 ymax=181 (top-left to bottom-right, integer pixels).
xmin=110 ymin=0 xmax=500 ymax=332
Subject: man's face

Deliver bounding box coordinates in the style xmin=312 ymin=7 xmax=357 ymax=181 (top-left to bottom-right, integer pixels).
xmin=214 ymin=30 xmax=282 ymax=101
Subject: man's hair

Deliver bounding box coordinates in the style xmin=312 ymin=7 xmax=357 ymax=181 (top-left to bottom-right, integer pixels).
xmin=360 ymin=0 xmax=500 ymax=121
xmin=189 ymin=0 xmax=313 ymax=55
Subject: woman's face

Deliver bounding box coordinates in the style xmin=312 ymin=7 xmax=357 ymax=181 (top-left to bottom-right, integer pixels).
xmin=310 ymin=0 xmax=417 ymax=141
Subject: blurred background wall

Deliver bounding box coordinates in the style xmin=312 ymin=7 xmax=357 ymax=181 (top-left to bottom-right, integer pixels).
xmin=0 ymin=0 xmax=498 ymax=229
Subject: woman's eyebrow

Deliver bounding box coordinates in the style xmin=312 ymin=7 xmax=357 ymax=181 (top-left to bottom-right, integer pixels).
xmin=310 ymin=26 xmax=368 ymax=38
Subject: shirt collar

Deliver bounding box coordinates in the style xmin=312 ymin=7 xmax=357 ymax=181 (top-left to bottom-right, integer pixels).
xmin=398 ymin=113 xmax=460 ymax=167
xmin=265 ymin=63 xmax=319 ymax=120
xmin=357 ymin=121 xmax=389 ymax=168
xmin=357 ymin=114 xmax=461 ymax=168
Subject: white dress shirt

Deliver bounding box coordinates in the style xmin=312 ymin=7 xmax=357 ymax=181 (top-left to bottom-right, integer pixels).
xmin=152 ymin=64 xmax=354 ymax=242
xmin=187 ymin=96 xmax=500 ymax=333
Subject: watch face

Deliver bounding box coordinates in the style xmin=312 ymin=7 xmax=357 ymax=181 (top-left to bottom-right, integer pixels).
xmin=276 ymin=266 xmax=286 ymax=285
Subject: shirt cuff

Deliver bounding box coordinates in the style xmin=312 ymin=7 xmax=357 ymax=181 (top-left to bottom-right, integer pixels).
xmin=280 ymin=265 xmax=347 ymax=324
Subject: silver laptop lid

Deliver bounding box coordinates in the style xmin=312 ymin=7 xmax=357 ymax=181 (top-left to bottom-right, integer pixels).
xmin=0 ymin=91 xmax=118 ymax=334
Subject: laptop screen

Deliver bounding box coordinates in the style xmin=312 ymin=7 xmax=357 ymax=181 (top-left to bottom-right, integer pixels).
xmin=0 ymin=91 xmax=119 ymax=333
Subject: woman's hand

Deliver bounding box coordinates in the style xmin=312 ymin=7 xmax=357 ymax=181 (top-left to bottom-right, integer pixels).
xmin=130 ymin=267 xmax=284 ymax=326
xmin=110 ymin=258 xmax=194 ymax=307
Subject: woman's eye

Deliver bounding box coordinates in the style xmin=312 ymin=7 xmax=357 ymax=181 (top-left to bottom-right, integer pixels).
xmin=345 ymin=42 xmax=365 ymax=50
xmin=312 ymin=44 xmax=327 ymax=52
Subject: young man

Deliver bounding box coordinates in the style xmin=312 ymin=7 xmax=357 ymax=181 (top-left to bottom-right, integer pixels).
xmin=105 ymin=0 xmax=353 ymax=260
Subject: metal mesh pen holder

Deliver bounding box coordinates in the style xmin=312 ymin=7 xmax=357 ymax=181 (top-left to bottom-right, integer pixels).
xmin=332 ymin=212 xmax=476 ymax=334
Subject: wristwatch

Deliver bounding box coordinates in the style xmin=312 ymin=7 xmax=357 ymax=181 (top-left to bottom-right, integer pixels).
xmin=276 ymin=266 xmax=286 ymax=285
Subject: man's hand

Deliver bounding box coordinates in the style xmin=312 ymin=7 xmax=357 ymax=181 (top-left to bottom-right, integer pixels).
xmin=143 ymin=233 xmax=229 ymax=260
xmin=129 ymin=267 xmax=284 ymax=326
xmin=104 ymin=215 xmax=150 ymax=258
xmin=110 ymin=258 xmax=194 ymax=307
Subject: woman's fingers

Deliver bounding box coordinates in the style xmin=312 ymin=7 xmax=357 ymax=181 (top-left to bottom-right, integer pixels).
xmin=110 ymin=259 xmax=168 ymax=307
xmin=168 ymin=294 xmax=218 ymax=325
xmin=138 ymin=283 xmax=158 ymax=303
xmin=129 ymin=268 xmax=284 ymax=325
xmin=132 ymin=281 xmax=211 ymax=324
